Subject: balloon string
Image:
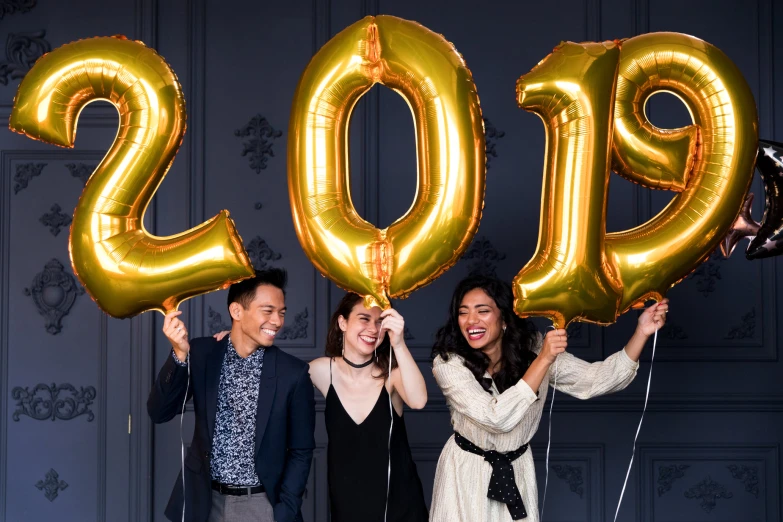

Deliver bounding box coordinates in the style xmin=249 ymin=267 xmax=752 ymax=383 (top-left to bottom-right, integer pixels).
xmin=614 ymin=326 xmax=658 ymax=521
xmin=540 ymin=325 xmax=559 ymax=521
xmin=180 ymin=355 xmax=190 ymax=522
xmin=383 ymin=347 xmax=394 ymax=522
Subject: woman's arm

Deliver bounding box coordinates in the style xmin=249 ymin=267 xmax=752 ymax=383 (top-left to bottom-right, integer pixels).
xmin=307 ymin=357 xmax=331 ymax=398
xmin=624 ymin=299 xmax=668 ymax=361
xmin=379 ymin=309 xmax=427 ymax=409
xmin=546 ymin=350 xmax=639 ymax=399
xmin=522 ymin=330 xmax=563 ymax=392
xmin=433 ymin=355 xmax=538 ymax=434
xmin=546 ymin=300 xmax=668 ymax=399
xmin=389 ymin=342 xmax=427 ymax=409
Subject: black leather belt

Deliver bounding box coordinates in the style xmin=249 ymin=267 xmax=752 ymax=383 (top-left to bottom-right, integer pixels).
xmin=211 ymin=480 xmax=265 ymax=496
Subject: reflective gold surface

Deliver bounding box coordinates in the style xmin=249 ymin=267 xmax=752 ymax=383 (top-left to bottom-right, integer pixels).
xmin=513 ymin=41 xmax=623 ymax=327
xmin=10 ymin=36 xmax=254 ymax=318
xmin=514 ymin=34 xmax=757 ymax=326
xmin=606 ymin=32 xmax=757 ymax=313
xmin=288 ymin=16 xmax=485 ymax=308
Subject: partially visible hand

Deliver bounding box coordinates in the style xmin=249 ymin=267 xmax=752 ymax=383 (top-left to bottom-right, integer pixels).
xmin=538 ymin=329 xmax=567 ymax=365
xmin=213 ymin=330 xmax=229 ymax=342
xmin=163 ymin=311 xmax=189 ymax=361
xmin=377 ymin=308 xmax=406 ymax=349
xmin=637 ymin=298 xmax=669 ymax=337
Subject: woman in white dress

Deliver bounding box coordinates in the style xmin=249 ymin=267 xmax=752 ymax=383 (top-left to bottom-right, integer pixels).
xmin=429 ymin=275 xmax=668 ymax=522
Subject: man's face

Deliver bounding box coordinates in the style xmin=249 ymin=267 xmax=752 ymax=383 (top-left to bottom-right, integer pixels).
xmin=234 ymin=284 xmax=286 ymax=347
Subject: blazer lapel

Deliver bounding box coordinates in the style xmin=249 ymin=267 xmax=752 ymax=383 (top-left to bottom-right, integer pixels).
xmin=254 ymin=345 xmax=278 ymax=455
xmin=206 ymin=337 xmax=228 ymax=442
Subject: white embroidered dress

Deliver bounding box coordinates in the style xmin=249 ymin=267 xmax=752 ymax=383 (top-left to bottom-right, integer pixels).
xmin=429 ymin=332 xmax=639 ymax=522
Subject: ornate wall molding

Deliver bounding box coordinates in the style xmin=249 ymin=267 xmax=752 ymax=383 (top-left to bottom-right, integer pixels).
xmin=0 ymin=30 xmax=51 ymax=86
xmin=0 ymin=0 xmax=36 ymax=19
xmin=657 ymin=464 xmax=689 ymax=496
xmin=278 ymin=308 xmax=308 ymax=340
xmin=24 ymin=258 xmax=85 ymax=334
xmin=64 ymin=163 xmax=95 ymax=185
xmin=12 ymin=383 xmax=96 ymax=421
xmin=35 ymin=468 xmax=68 ymax=502
xmin=727 ymin=464 xmax=759 ymax=497
xmin=13 ymin=162 xmax=45 ymax=193
xmin=235 ymin=114 xmax=283 ymax=174
xmin=725 ymin=308 xmax=756 ymax=339
xmin=483 ymin=117 xmax=505 ymax=169
xmin=207 ymin=306 xmax=230 ymax=335
xmin=39 ymin=204 xmax=72 ymax=236
xmin=462 ymin=236 xmax=506 ymax=277
xmin=684 ymin=476 xmax=733 ymax=513
xmin=246 ymin=236 xmax=282 ymax=270
xmin=661 ymin=320 xmax=688 ymax=341
xmin=552 ymin=464 xmax=584 ymax=498
xmin=687 ymin=252 xmax=725 ymax=296
xmin=530 ymin=443 xmax=602 ymax=520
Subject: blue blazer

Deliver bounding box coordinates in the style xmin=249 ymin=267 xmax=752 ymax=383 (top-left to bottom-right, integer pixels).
xmin=147 ymin=337 xmax=315 ymax=522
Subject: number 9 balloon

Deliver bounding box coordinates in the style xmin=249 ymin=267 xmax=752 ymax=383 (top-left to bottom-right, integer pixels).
xmin=10 ymin=36 xmax=255 ymax=318
xmin=288 ymin=15 xmax=486 ymax=309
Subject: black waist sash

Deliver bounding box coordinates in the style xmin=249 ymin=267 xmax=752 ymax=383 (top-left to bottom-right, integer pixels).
xmin=454 ymin=431 xmax=529 ymax=520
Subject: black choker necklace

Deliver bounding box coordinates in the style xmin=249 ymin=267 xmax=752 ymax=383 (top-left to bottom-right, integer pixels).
xmin=343 ymin=355 xmax=373 ymax=369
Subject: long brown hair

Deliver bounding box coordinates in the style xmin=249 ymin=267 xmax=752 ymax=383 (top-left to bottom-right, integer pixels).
xmin=325 ymin=293 xmax=397 ymax=380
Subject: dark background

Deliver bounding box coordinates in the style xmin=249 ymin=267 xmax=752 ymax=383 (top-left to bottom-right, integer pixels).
xmin=1 ymin=0 xmax=781 ymax=520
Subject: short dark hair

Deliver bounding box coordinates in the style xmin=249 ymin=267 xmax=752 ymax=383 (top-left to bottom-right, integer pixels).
xmin=227 ymin=268 xmax=288 ymax=311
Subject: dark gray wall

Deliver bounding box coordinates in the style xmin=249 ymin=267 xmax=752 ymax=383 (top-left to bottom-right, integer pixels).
xmin=1 ymin=0 xmax=781 ymax=520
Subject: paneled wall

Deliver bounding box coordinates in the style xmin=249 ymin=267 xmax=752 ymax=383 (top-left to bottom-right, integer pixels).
xmin=1 ymin=0 xmax=780 ymax=520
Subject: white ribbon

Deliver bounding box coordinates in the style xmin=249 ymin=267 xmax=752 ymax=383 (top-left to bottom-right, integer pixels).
xmin=540 ymin=350 xmax=558 ymax=521
xmin=180 ymin=355 xmax=190 ymax=522
xmin=613 ymin=327 xmax=658 ymax=521
xmin=383 ymin=347 xmax=394 ymax=522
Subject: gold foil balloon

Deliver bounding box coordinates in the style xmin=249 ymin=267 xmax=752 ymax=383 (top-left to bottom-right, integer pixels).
xmin=9 ymin=36 xmax=254 ymax=318
xmin=606 ymin=33 xmax=757 ymax=314
xmin=513 ymin=41 xmax=624 ymax=327
xmin=288 ymin=15 xmax=485 ymax=309
xmin=514 ymin=33 xmax=757 ymax=327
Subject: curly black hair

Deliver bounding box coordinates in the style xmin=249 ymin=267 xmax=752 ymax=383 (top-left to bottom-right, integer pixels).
xmin=432 ymin=275 xmax=537 ymax=393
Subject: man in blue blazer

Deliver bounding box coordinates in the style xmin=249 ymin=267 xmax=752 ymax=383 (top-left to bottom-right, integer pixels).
xmin=148 ymin=268 xmax=315 ymax=522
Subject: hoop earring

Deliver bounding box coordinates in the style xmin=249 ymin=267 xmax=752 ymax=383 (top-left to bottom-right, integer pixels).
xmin=341 ymin=332 xmax=345 ymax=357
xmin=374 ymin=348 xmax=377 ymax=361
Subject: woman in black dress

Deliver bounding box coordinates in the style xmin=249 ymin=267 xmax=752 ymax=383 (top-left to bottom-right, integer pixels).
xmin=309 ymin=293 xmax=429 ymax=522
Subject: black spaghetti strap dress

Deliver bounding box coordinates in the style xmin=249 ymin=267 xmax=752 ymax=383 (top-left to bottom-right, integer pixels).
xmin=325 ymin=358 xmax=429 ymax=522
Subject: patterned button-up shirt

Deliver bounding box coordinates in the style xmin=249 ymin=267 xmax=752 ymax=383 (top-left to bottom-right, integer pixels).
xmin=172 ymin=336 xmax=264 ymax=485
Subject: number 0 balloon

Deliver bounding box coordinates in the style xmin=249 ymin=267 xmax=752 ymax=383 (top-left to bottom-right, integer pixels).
xmin=288 ymin=15 xmax=486 ymax=308
xmin=10 ymin=36 xmax=255 ymax=318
